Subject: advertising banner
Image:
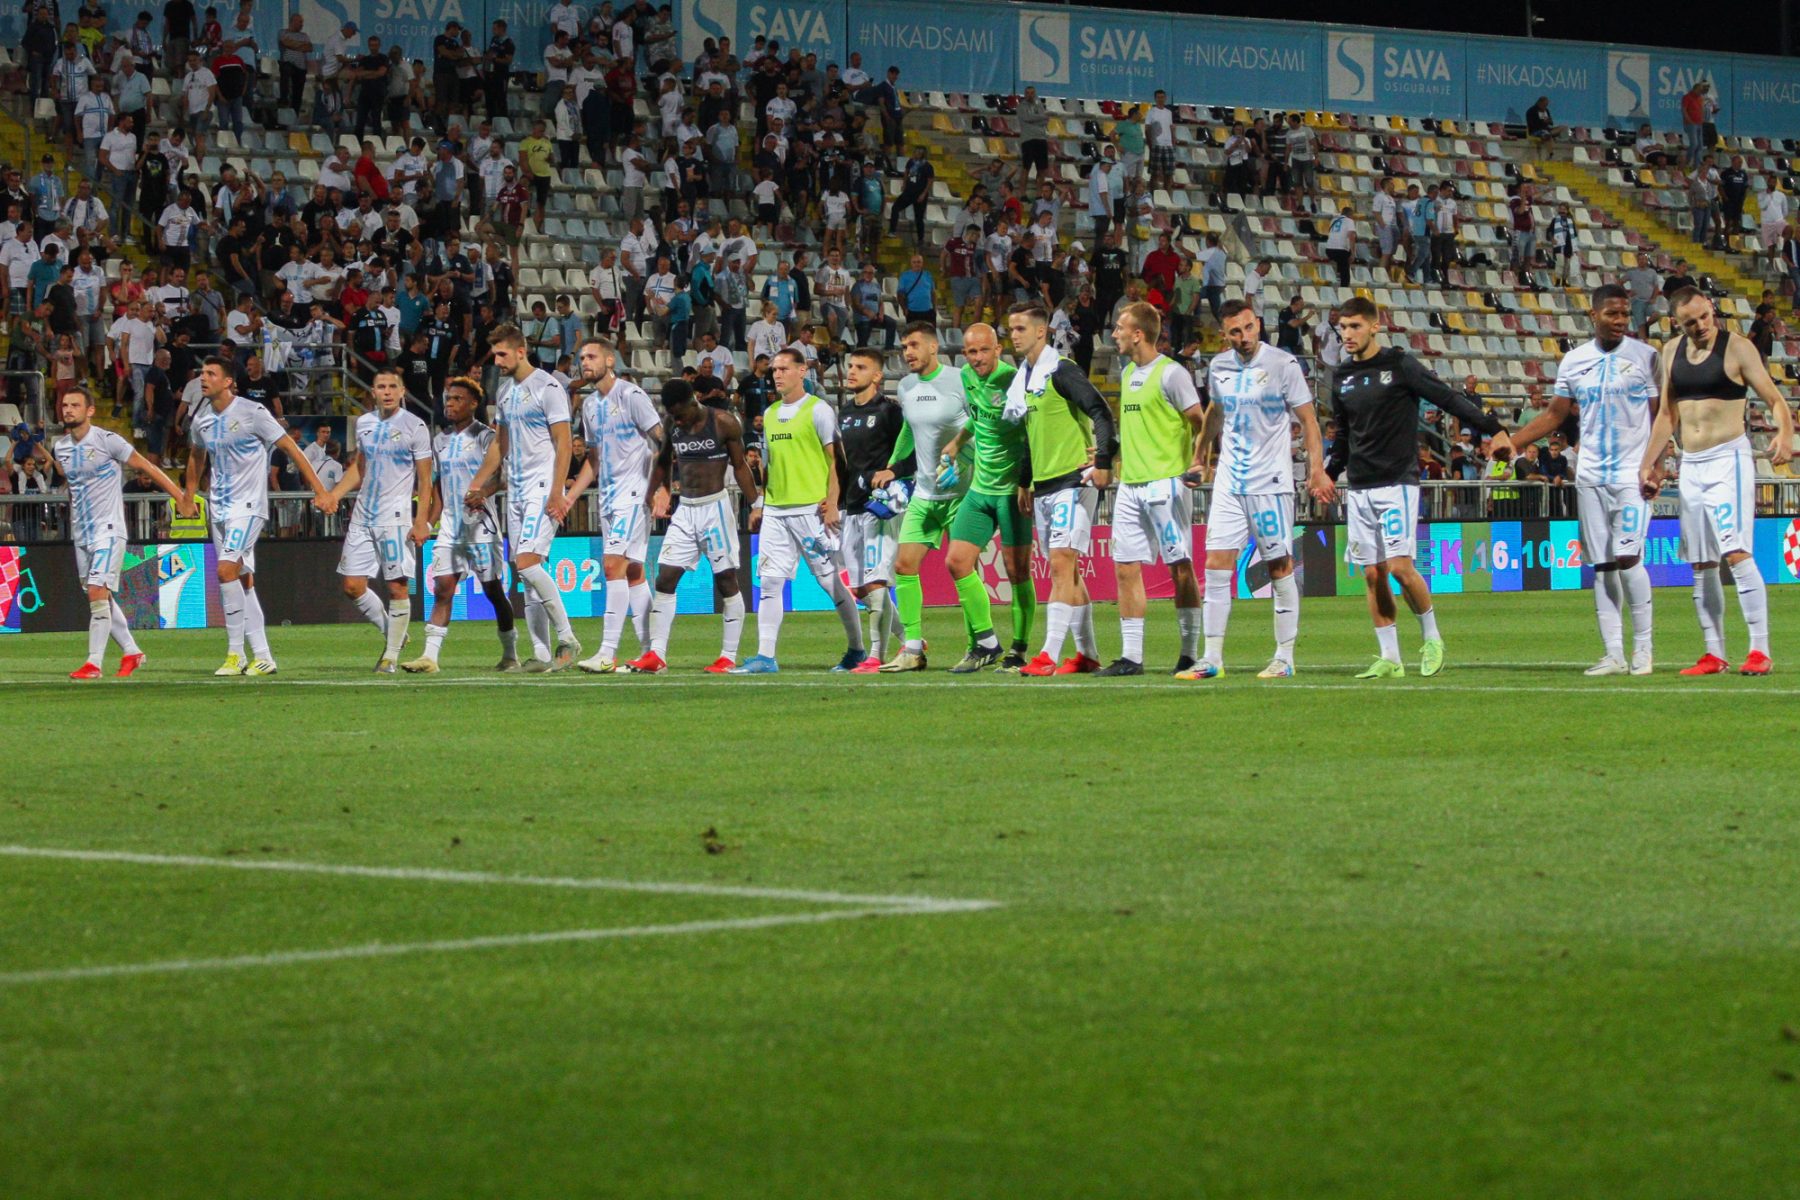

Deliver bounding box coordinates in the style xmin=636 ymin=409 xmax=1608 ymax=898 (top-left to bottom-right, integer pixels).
xmin=1466 ymin=38 xmax=1606 ymax=128
xmin=1166 ymin=18 xmax=1322 ymax=112
xmin=1730 ymin=58 xmax=1800 ymax=140
xmin=1014 ymin=6 xmax=1168 ymax=105
xmin=1323 ymin=27 xmax=1465 ymax=120
xmin=1604 ymin=47 xmax=1733 ymax=130
xmin=677 ymin=0 xmax=842 ymax=74
xmin=842 ymin=0 xmax=1013 ymax=95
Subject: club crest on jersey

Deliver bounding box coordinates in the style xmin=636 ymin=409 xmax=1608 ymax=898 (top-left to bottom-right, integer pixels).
xmin=1380 ymin=371 xmax=1393 ymax=385
xmin=1249 ymin=369 xmax=1268 ymax=388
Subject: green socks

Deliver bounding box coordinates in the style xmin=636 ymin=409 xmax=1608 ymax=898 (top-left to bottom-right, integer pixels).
xmin=896 ymin=572 xmax=924 ymax=643
xmin=1011 ymin=578 xmax=1037 ymax=647
xmin=954 ymin=571 xmax=995 ymax=643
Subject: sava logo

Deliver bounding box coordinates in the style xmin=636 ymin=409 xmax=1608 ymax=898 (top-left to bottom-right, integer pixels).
xmin=300 ymin=0 xmax=471 ymax=39
xmin=682 ymin=0 xmax=832 ymax=62
xmin=1327 ymin=33 xmax=1373 ymax=103
xmin=681 ymin=0 xmax=731 ymax=60
xmin=1019 ymin=12 xmax=1070 ymax=86
xmin=1608 ymin=52 xmax=1649 ymax=118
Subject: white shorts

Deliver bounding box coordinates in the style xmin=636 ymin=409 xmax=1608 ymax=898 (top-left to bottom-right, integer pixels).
xmin=1678 ymin=438 xmax=1757 ymax=562
xmin=212 ymin=515 xmax=264 ymax=569
xmin=1113 ymin=477 xmax=1195 ymax=565
xmin=658 ymin=490 xmax=740 ymax=572
xmin=1206 ymin=489 xmax=1295 ymax=560
xmin=759 ymin=509 xmax=840 ymax=581
xmin=1033 ymin=485 xmax=1097 ymax=555
xmin=339 ymin=523 xmax=416 ymax=581
xmin=76 ymin=535 xmax=126 ymax=591
xmin=842 ymin=510 xmax=899 ymax=588
xmin=1344 ymin=484 xmax=1419 ymax=566
xmin=600 ymin=490 xmax=650 ymax=562
xmin=508 ymin=491 xmax=560 ymax=560
xmin=1576 ymin=483 xmax=1651 ymax=564
xmin=430 ymin=538 xmax=505 ymax=584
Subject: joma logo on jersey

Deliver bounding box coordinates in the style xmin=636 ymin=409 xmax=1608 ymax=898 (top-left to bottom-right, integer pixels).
xmin=769 ymin=431 xmax=794 ymax=443
xmin=1122 ymin=402 xmax=1141 ymax=413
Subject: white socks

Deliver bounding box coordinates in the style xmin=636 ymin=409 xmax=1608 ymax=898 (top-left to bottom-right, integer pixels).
xmin=820 ymin=569 xmax=864 ymax=653
xmin=1693 ymin=569 xmax=1726 ymax=657
xmin=601 ymin=578 xmax=630 ymax=655
xmin=87 ymin=599 xmax=110 ymax=666
xmin=242 ymin=586 xmax=269 ymax=658
xmin=1176 ymin=605 xmax=1201 ymax=660
xmin=1375 ymin=622 xmax=1401 ymax=663
xmin=353 ymin=586 xmax=387 ymax=631
xmin=1072 ymin=603 xmax=1096 ymax=658
xmin=384 ymin=599 xmax=410 ymax=659
xmin=649 ymin=590 xmax=678 ymax=655
xmin=1202 ymin=568 xmax=1232 ymax=665
xmin=866 ymin=589 xmax=892 ymax=659
xmin=1620 ymin=562 xmax=1654 ymax=655
xmin=108 ymin=600 xmax=139 ymax=655
xmin=220 ymin=579 xmax=246 ymax=654
xmin=1417 ymin=606 xmax=1440 ymax=642
xmin=721 ymin=590 xmax=745 ymax=660
xmin=518 ymin=564 xmax=573 ymax=642
xmin=1042 ymin=600 xmax=1071 ymax=661
xmin=1271 ymin=573 xmax=1299 ymax=663
xmin=424 ymin=624 xmax=448 ymax=662
xmin=1120 ymin=616 xmax=1144 ymax=662
xmin=629 ymin=581 xmax=651 ymax=647
xmin=757 ymin=578 xmax=785 ymax=658
xmin=1594 ymin=568 xmax=1625 ymax=659
xmin=1733 ymin=557 xmax=1770 ymax=654
xmin=524 ymin=593 xmax=552 ymax=660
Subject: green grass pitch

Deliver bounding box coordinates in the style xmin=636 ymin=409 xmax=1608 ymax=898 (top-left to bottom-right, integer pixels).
xmin=3 ymin=589 xmax=1799 ymax=1199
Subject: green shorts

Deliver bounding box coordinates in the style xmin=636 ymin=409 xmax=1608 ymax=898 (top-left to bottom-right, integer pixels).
xmin=948 ymin=489 xmax=1032 ymax=548
xmin=899 ymin=495 xmax=960 ymax=547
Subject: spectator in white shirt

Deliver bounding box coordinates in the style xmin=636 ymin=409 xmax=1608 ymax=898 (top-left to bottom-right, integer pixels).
xmin=179 ymin=51 xmax=217 ymax=148
xmin=1145 ymin=89 xmax=1176 ymax=189
xmin=157 ymin=194 xmax=203 ymax=267
xmin=99 ymin=115 xmax=141 ymax=240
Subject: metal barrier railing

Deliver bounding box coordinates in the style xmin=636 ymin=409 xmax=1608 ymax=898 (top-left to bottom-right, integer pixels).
xmin=5 ymin=479 xmax=1796 ymax=547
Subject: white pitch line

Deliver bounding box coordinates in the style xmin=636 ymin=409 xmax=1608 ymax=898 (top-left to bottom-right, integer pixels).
xmin=0 ymin=907 xmax=923 ymax=987
xmin=0 ymin=845 xmax=997 ymax=912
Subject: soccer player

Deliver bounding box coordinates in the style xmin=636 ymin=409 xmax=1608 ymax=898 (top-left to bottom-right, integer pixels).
xmin=1641 ymin=287 xmax=1795 ymax=674
xmin=836 ymin=347 xmax=912 ymax=672
xmin=185 ymin=355 xmax=334 ymax=676
xmin=466 ymin=325 xmax=582 ymax=672
xmin=633 ymin=379 xmax=760 ymax=673
xmin=327 ymin=371 xmax=433 ymax=673
xmin=1319 ymin=298 xmax=1509 ymax=678
xmin=1097 ymin=301 xmax=1207 ymax=677
xmin=563 ymin=338 xmax=662 ymax=673
xmin=875 ymin=322 xmax=996 ymax=672
xmin=1510 ymin=284 xmax=1661 ymax=676
xmin=1001 ymin=303 xmax=1117 ymax=676
xmin=35 ymin=387 xmax=192 ymax=679
xmin=941 ymin=322 xmax=1036 ymax=672
xmin=1185 ymin=299 xmax=1328 ymax=680
xmin=401 ymin=376 xmax=521 ymax=673
xmin=731 ymin=347 xmax=865 ymax=673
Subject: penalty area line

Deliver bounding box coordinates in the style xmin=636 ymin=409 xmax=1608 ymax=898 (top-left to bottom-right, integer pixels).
xmin=0 ymin=906 xmax=933 ymax=987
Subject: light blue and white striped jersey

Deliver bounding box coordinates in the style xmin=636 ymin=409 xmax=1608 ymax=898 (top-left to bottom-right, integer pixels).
xmin=434 ymin=420 xmax=498 ymax=542
xmin=1553 ymin=337 xmax=1660 ymax=487
xmin=350 ymin=407 xmax=432 ymax=529
xmin=52 ymin=426 xmax=134 ymax=545
xmin=579 ymin=377 xmax=661 ymax=504
xmin=1206 ymin=343 xmax=1313 ymax=496
xmin=190 ymin=396 xmax=286 ymax=519
xmin=497 ymin=368 xmax=572 ymax=495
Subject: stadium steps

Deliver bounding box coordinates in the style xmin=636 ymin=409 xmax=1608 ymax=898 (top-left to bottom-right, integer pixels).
xmin=0 ymin=100 xmax=138 ymax=441
xmin=1540 ymin=158 xmax=1767 ymax=310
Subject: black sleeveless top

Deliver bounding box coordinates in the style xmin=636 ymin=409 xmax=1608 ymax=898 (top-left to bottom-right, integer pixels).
xmin=1669 ymin=331 xmax=1748 ymax=402
xmin=671 ymin=409 xmax=729 ymax=463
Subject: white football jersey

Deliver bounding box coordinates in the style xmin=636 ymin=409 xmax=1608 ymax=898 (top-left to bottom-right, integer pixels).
xmin=895 ymin=367 xmax=970 ymax=502
xmin=580 ymin=377 xmax=661 ymax=504
xmin=350 ymin=408 xmax=432 ymax=528
xmin=1207 ymin=343 xmax=1313 ymax=495
xmin=497 ymin=368 xmax=572 ymax=496
xmin=190 ymin=396 xmax=287 ymax=520
xmin=53 ymin=426 xmax=134 ymax=544
xmin=434 ymin=420 xmax=498 ymax=542
xmin=1553 ymin=337 xmax=1660 ymax=488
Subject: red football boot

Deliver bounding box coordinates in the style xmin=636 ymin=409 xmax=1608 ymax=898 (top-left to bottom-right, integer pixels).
xmin=623 ymin=650 xmax=668 ymax=674
xmin=701 ymin=655 xmax=735 ymax=674
xmin=1679 ymin=653 xmax=1729 ymax=676
xmin=1740 ymin=650 xmax=1773 ymax=676
xmin=115 ymin=652 xmax=146 ymax=677
xmin=69 ymin=662 xmax=102 ymax=680
xmin=848 ymin=657 xmax=883 ymax=674
xmin=1054 ymin=653 xmax=1101 ymax=675
xmin=1018 ymin=651 xmax=1058 ymax=677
